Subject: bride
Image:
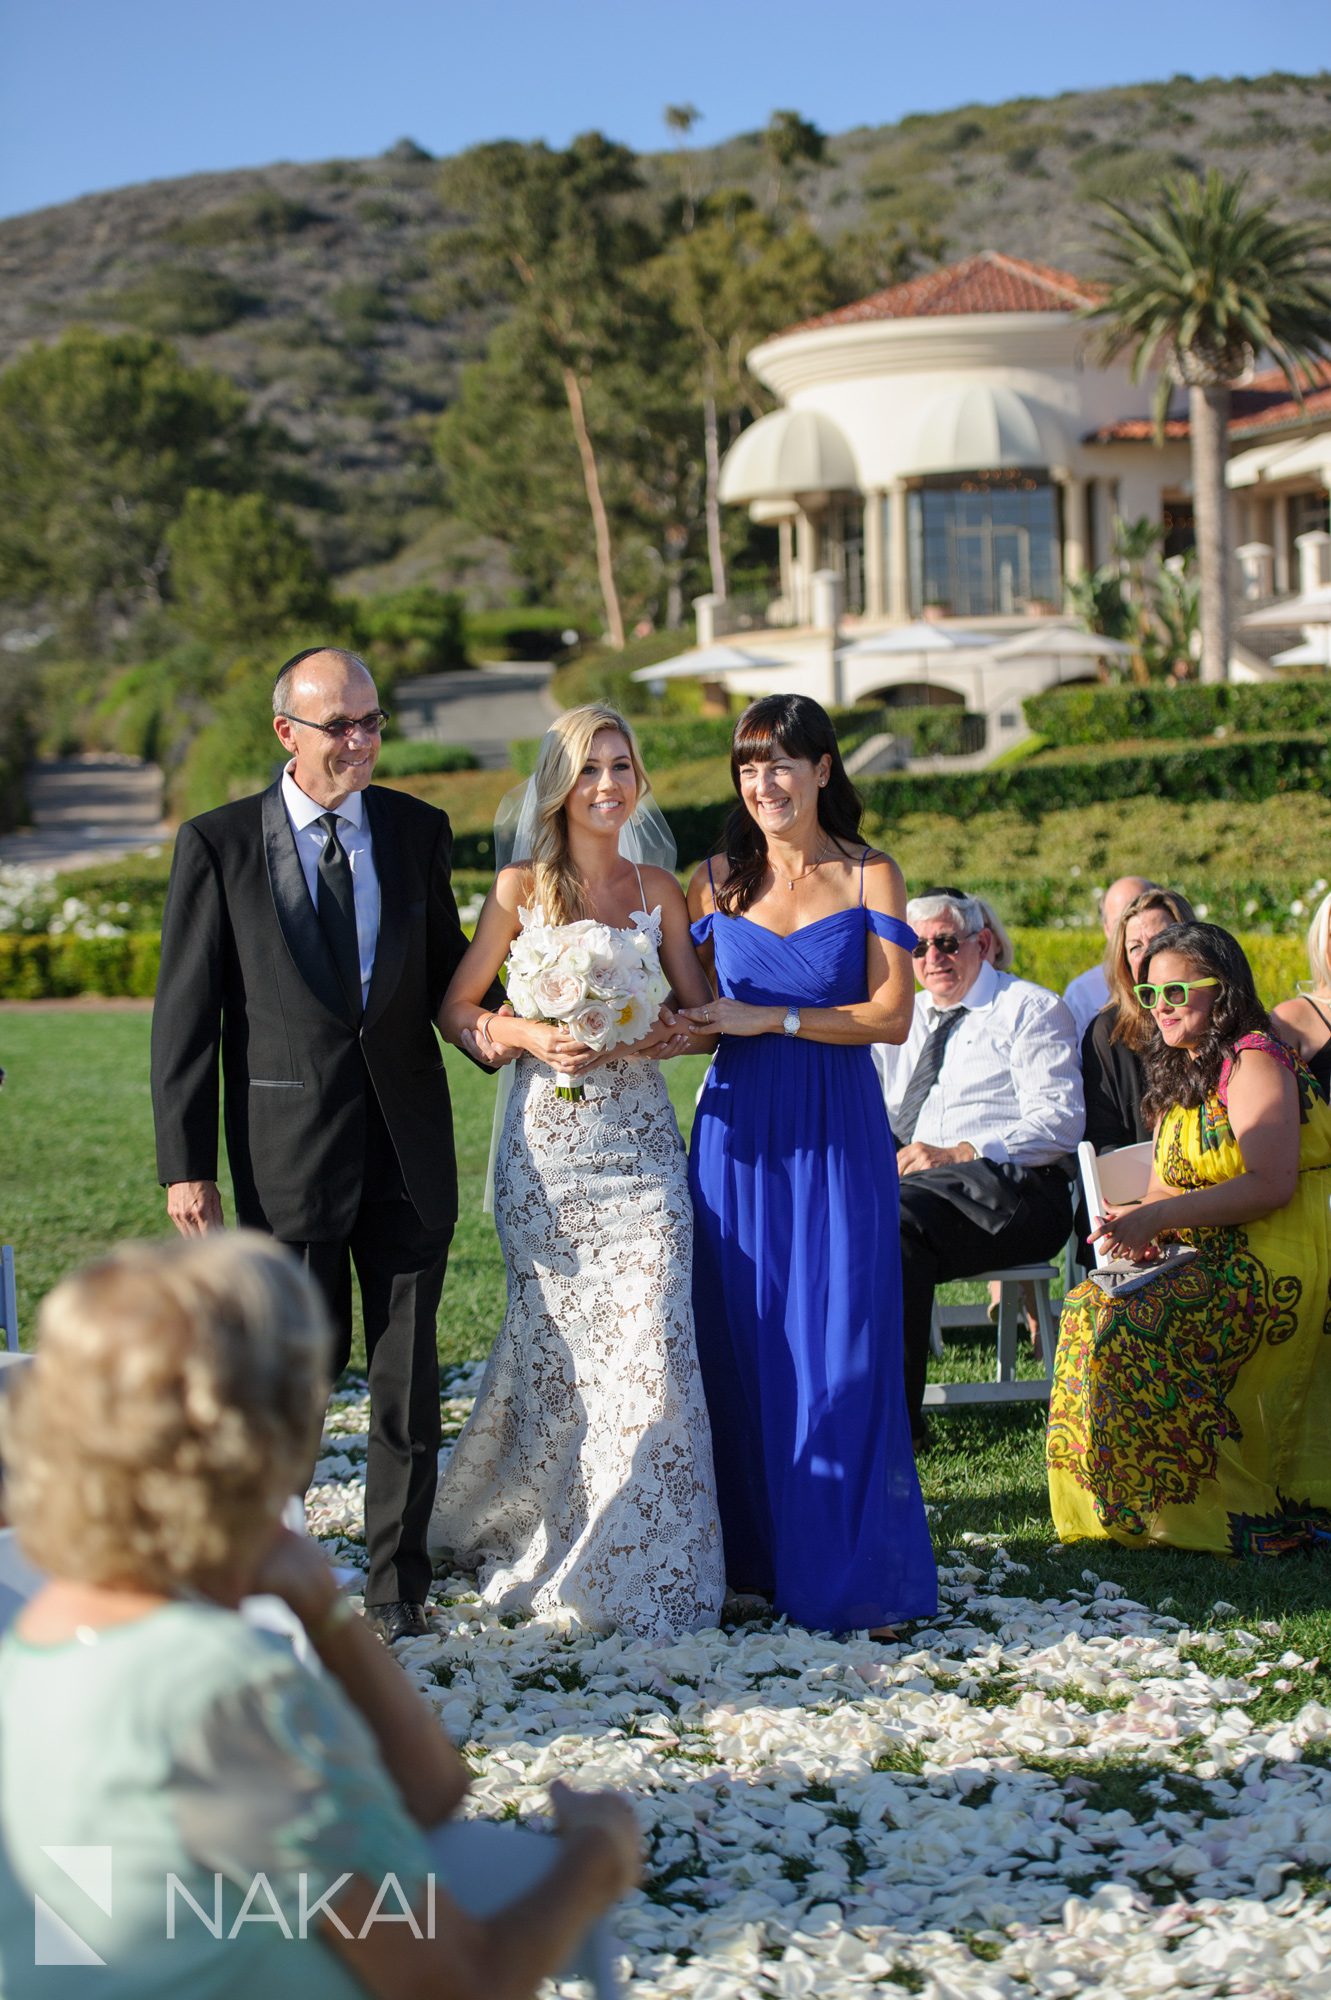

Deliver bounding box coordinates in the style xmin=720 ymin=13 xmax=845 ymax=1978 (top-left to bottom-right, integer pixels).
xmin=429 ymin=705 xmax=726 ymax=1640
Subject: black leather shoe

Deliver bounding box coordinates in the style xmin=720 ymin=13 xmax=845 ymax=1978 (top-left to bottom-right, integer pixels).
xmin=364 ymin=1600 xmax=429 ymax=1645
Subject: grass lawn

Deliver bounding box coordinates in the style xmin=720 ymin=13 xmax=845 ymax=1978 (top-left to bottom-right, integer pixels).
xmin=7 ymin=1007 xmax=1331 ymax=1666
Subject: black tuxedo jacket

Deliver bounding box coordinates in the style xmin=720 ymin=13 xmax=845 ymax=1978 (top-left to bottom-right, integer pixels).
xmin=151 ymin=781 xmax=471 ymax=1242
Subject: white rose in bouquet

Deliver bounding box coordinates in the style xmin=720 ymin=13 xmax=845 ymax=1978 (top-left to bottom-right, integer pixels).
xmin=531 ymin=966 xmax=587 ymax=1020
xmin=570 ymin=1000 xmax=614 ymax=1051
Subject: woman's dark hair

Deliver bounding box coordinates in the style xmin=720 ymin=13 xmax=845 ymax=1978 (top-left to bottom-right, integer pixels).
xmin=715 ymin=695 xmax=863 ymax=915
xmin=1140 ymin=921 xmax=1271 ymax=1121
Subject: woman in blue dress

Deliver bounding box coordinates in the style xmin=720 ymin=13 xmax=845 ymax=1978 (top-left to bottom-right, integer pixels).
xmin=678 ymin=695 xmax=938 ymax=1636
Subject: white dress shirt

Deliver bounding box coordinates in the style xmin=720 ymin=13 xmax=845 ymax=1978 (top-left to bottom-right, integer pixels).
xmin=874 ymin=960 xmax=1084 ymax=1166
xmin=1062 ymin=964 xmax=1109 ymax=1042
xmin=281 ymin=769 xmax=381 ymax=1003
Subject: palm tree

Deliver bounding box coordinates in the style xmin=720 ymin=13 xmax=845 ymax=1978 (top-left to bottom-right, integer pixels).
xmin=1089 ymin=170 xmax=1331 ymax=683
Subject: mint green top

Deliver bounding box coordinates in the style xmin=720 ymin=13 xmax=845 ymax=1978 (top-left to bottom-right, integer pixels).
xmin=0 ymin=1601 xmax=434 ymax=1998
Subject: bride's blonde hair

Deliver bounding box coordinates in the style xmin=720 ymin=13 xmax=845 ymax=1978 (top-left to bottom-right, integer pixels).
xmin=528 ymin=705 xmax=652 ymax=926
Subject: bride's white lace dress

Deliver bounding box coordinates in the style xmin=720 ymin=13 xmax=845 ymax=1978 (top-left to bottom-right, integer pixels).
xmin=429 ymin=909 xmax=725 ymax=1641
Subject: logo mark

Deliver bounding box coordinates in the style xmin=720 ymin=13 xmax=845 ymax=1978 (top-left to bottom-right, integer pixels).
xmin=36 ymin=1846 xmax=112 ymax=1966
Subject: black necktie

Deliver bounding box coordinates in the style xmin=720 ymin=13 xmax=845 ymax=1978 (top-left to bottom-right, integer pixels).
xmin=895 ymin=1006 xmax=965 ymax=1145
xmin=316 ymin=812 xmax=362 ymax=1019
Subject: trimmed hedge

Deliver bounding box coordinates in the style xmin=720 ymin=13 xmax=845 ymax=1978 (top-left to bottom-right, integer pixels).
xmin=0 ymin=925 xmax=1304 ymax=1004
xmin=0 ymin=934 xmax=162 ymax=999
xmin=373 ymin=740 xmax=480 ymax=777
xmin=855 ymin=731 xmax=1331 ymax=823
xmin=466 ymin=608 xmax=583 ymax=661
xmin=1024 ymin=678 xmax=1331 ymax=748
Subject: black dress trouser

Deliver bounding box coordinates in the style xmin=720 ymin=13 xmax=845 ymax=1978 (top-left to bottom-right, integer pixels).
xmin=283 ymin=1089 xmax=451 ymax=1609
xmin=897 ymin=1158 xmax=1074 ymax=1440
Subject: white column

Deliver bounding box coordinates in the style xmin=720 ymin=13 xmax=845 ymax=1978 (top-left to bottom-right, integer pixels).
xmin=863 ymin=491 xmax=885 ymax=618
xmin=1297 ymin=529 xmax=1331 ymax=593
xmin=1061 ymin=475 xmax=1089 ymax=583
xmin=794 ymin=510 xmax=816 ymax=626
xmin=888 ymin=480 xmax=910 ymax=620
xmin=777 ymin=518 xmax=794 ymax=618
xmin=1273 ymin=494 xmax=1291 ymax=594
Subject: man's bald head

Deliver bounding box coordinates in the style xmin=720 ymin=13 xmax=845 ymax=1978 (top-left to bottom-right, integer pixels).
xmin=1102 ymin=876 xmax=1154 ymax=941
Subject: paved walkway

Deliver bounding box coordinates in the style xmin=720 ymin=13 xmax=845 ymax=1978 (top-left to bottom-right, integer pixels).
xmin=0 ymin=756 xmax=168 ymax=875
xmin=392 ymin=662 xmax=558 ymax=768
xmin=0 ymin=667 xmax=559 ymax=874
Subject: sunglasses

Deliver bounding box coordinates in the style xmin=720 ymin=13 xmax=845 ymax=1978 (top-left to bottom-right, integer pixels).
xmin=279 ymin=709 xmax=389 ymax=740
xmin=912 ymin=932 xmax=973 ymax=960
xmin=1133 ymin=978 xmax=1220 ymax=1010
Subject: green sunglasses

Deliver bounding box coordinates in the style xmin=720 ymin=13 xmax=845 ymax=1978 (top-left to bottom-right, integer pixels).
xmin=1133 ymin=977 xmax=1221 ymax=1011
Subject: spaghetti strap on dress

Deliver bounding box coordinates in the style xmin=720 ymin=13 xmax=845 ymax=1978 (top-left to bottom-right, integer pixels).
xmin=687 ymin=900 xmax=937 ymax=1632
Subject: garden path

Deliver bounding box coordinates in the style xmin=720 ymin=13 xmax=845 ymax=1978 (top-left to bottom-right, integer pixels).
xmin=0 ymin=755 xmax=168 ymax=873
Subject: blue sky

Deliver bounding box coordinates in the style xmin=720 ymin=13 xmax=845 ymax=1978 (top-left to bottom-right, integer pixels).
xmin=2 ymin=0 xmax=1328 ymax=221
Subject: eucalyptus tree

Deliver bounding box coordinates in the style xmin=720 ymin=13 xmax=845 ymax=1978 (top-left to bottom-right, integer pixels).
xmin=435 ymin=134 xmax=659 ymax=649
xmin=1090 ymin=170 xmax=1331 ymax=683
xmin=663 ymin=103 xmax=703 ymax=232
xmin=647 ymin=191 xmax=834 ymax=600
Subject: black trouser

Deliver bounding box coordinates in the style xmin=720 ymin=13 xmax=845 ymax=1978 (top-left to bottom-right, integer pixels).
xmin=284 ymin=1095 xmax=451 ymax=1608
xmin=897 ymin=1159 xmax=1074 ymax=1439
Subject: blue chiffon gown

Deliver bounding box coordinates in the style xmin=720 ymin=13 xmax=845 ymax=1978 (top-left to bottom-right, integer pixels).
xmin=687 ymin=898 xmax=938 ymax=1633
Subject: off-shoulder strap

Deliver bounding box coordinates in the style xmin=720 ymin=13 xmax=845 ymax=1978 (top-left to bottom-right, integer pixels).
xmin=866 ymin=910 xmax=917 ymax=953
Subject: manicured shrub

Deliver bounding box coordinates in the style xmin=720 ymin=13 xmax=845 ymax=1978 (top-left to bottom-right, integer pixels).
xmin=374 ymin=740 xmax=479 ymax=777
xmin=1024 ymin=679 xmax=1331 ymax=747
xmin=858 ymin=732 xmax=1331 ymax=822
xmin=467 ymin=608 xmax=584 ymax=662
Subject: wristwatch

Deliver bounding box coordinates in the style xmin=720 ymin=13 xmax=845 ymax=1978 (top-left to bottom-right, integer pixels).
xmin=783 ymin=1007 xmax=801 ymax=1038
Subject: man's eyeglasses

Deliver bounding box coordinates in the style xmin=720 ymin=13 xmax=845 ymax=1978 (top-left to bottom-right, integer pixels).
xmin=912 ymin=932 xmax=972 ymax=960
xmin=1133 ymin=977 xmax=1220 ymax=1010
xmin=279 ymin=709 xmax=389 ymax=740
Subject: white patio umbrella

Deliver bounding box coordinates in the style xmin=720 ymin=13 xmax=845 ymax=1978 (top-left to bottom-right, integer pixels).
xmin=1242 ymin=586 xmax=1331 ymax=628
xmin=835 ymin=621 xmax=995 ymax=659
xmin=983 ymin=626 xmax=1136 ymax=664
xmin=628 ymin=644 xmax=792 ymax=683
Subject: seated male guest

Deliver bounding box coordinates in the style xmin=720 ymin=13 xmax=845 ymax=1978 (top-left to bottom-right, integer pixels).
xmin=874 ymin=890 xmax=1084 ymax=1444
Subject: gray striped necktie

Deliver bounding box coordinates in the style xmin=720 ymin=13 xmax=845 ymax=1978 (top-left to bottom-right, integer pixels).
xmin=895 ymin=1006 xmax=965 ymax=1144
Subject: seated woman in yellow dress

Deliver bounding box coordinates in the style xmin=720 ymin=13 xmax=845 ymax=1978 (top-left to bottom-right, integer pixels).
xmin=1047 ymin=921 xmax=1331 ymax=1556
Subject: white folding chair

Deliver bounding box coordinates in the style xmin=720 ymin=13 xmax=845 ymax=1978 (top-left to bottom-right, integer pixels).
xmin=924 ymin=1258 xmax=1062 ymax=1409
xmin=1 ymin=1246 xmax=17 ymax=1353
xmin=1077 ymin=1140 xmax=1155 ymax=1269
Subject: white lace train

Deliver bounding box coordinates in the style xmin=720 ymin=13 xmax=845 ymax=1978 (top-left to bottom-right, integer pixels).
xmin=429 ymin=1051 xmax=725 ymax=1641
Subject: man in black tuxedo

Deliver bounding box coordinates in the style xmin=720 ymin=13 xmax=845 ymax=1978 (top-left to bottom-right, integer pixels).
xmin=151 ymin=646 xmax=488 ymax=1644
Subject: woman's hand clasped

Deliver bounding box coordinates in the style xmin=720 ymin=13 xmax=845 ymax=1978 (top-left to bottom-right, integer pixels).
xmin=678 ymin=997 xmax=771 ymax=1039
xmin=1090 ymin=1200 xmax=1171 ymax=1263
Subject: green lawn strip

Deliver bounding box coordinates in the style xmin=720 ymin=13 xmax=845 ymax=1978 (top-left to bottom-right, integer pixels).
xmin=7 ymin=1011 xmax=1331 ymax=1682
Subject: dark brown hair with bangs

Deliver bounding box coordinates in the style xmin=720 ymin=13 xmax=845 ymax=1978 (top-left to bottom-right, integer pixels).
xmin=715 ymin=695 xmax=864 ymax=915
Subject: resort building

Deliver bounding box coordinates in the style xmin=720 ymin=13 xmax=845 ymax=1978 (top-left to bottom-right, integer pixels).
xmin=679 ymin=253 xmax=1331 ymax=727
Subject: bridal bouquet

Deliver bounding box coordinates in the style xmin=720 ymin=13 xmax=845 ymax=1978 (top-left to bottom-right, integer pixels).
xmin=504 ymin=918 xmax=671 ymax=1100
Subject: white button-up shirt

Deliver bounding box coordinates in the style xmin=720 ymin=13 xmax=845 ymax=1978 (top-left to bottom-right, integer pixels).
xmin=874 ymin=960 xmax=1084 ymax=1166
xmin=281 ymin=769 xmax=381 ymax=1003
xmin=1062 ymin=964 xmax=1110 ymax=1042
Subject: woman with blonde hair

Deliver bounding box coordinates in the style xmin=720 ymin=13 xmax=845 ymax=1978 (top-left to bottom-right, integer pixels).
xmin=0 ymin=1234 xmax=639 ymax=1997
xmin=1271 ymin=889 xmax=1331 ymax=1098
xmin=429 ymin=705 xmax=725 ymax=1639
xmin=1082 ymin=886 xmax=1197 ymax=1156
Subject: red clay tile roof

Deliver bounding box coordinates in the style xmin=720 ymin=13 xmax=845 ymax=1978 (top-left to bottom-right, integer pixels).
xmin=1083 ymin=417 xmax=1191 ymax=443
xmin=784 ymin=252 xmax=1105 ymax=334
xmin=1228 ymin=358 xmax=1331 ymax=436
xmin=1083 ymin=359 xmax=1331 ymax=444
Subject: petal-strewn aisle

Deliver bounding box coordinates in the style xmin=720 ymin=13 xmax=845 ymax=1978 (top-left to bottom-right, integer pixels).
xmin=308 ymin=1375 xmax=1331 ymax=2000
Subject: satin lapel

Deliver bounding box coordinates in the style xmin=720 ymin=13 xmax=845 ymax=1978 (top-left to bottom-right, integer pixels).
xmin=261 ymin=783 xmax=352 ymax=1023
xmin=362 ymin=787 xmax=407 ymax=1030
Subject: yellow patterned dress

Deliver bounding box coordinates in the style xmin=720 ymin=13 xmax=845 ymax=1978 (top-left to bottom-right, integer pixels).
xmin=1048 ymin=1032 xmax=1331 ymax=1554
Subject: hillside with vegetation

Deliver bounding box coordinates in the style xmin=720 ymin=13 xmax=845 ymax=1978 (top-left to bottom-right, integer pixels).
xmin=2 ymin=70 xmax=1328 ymax=597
